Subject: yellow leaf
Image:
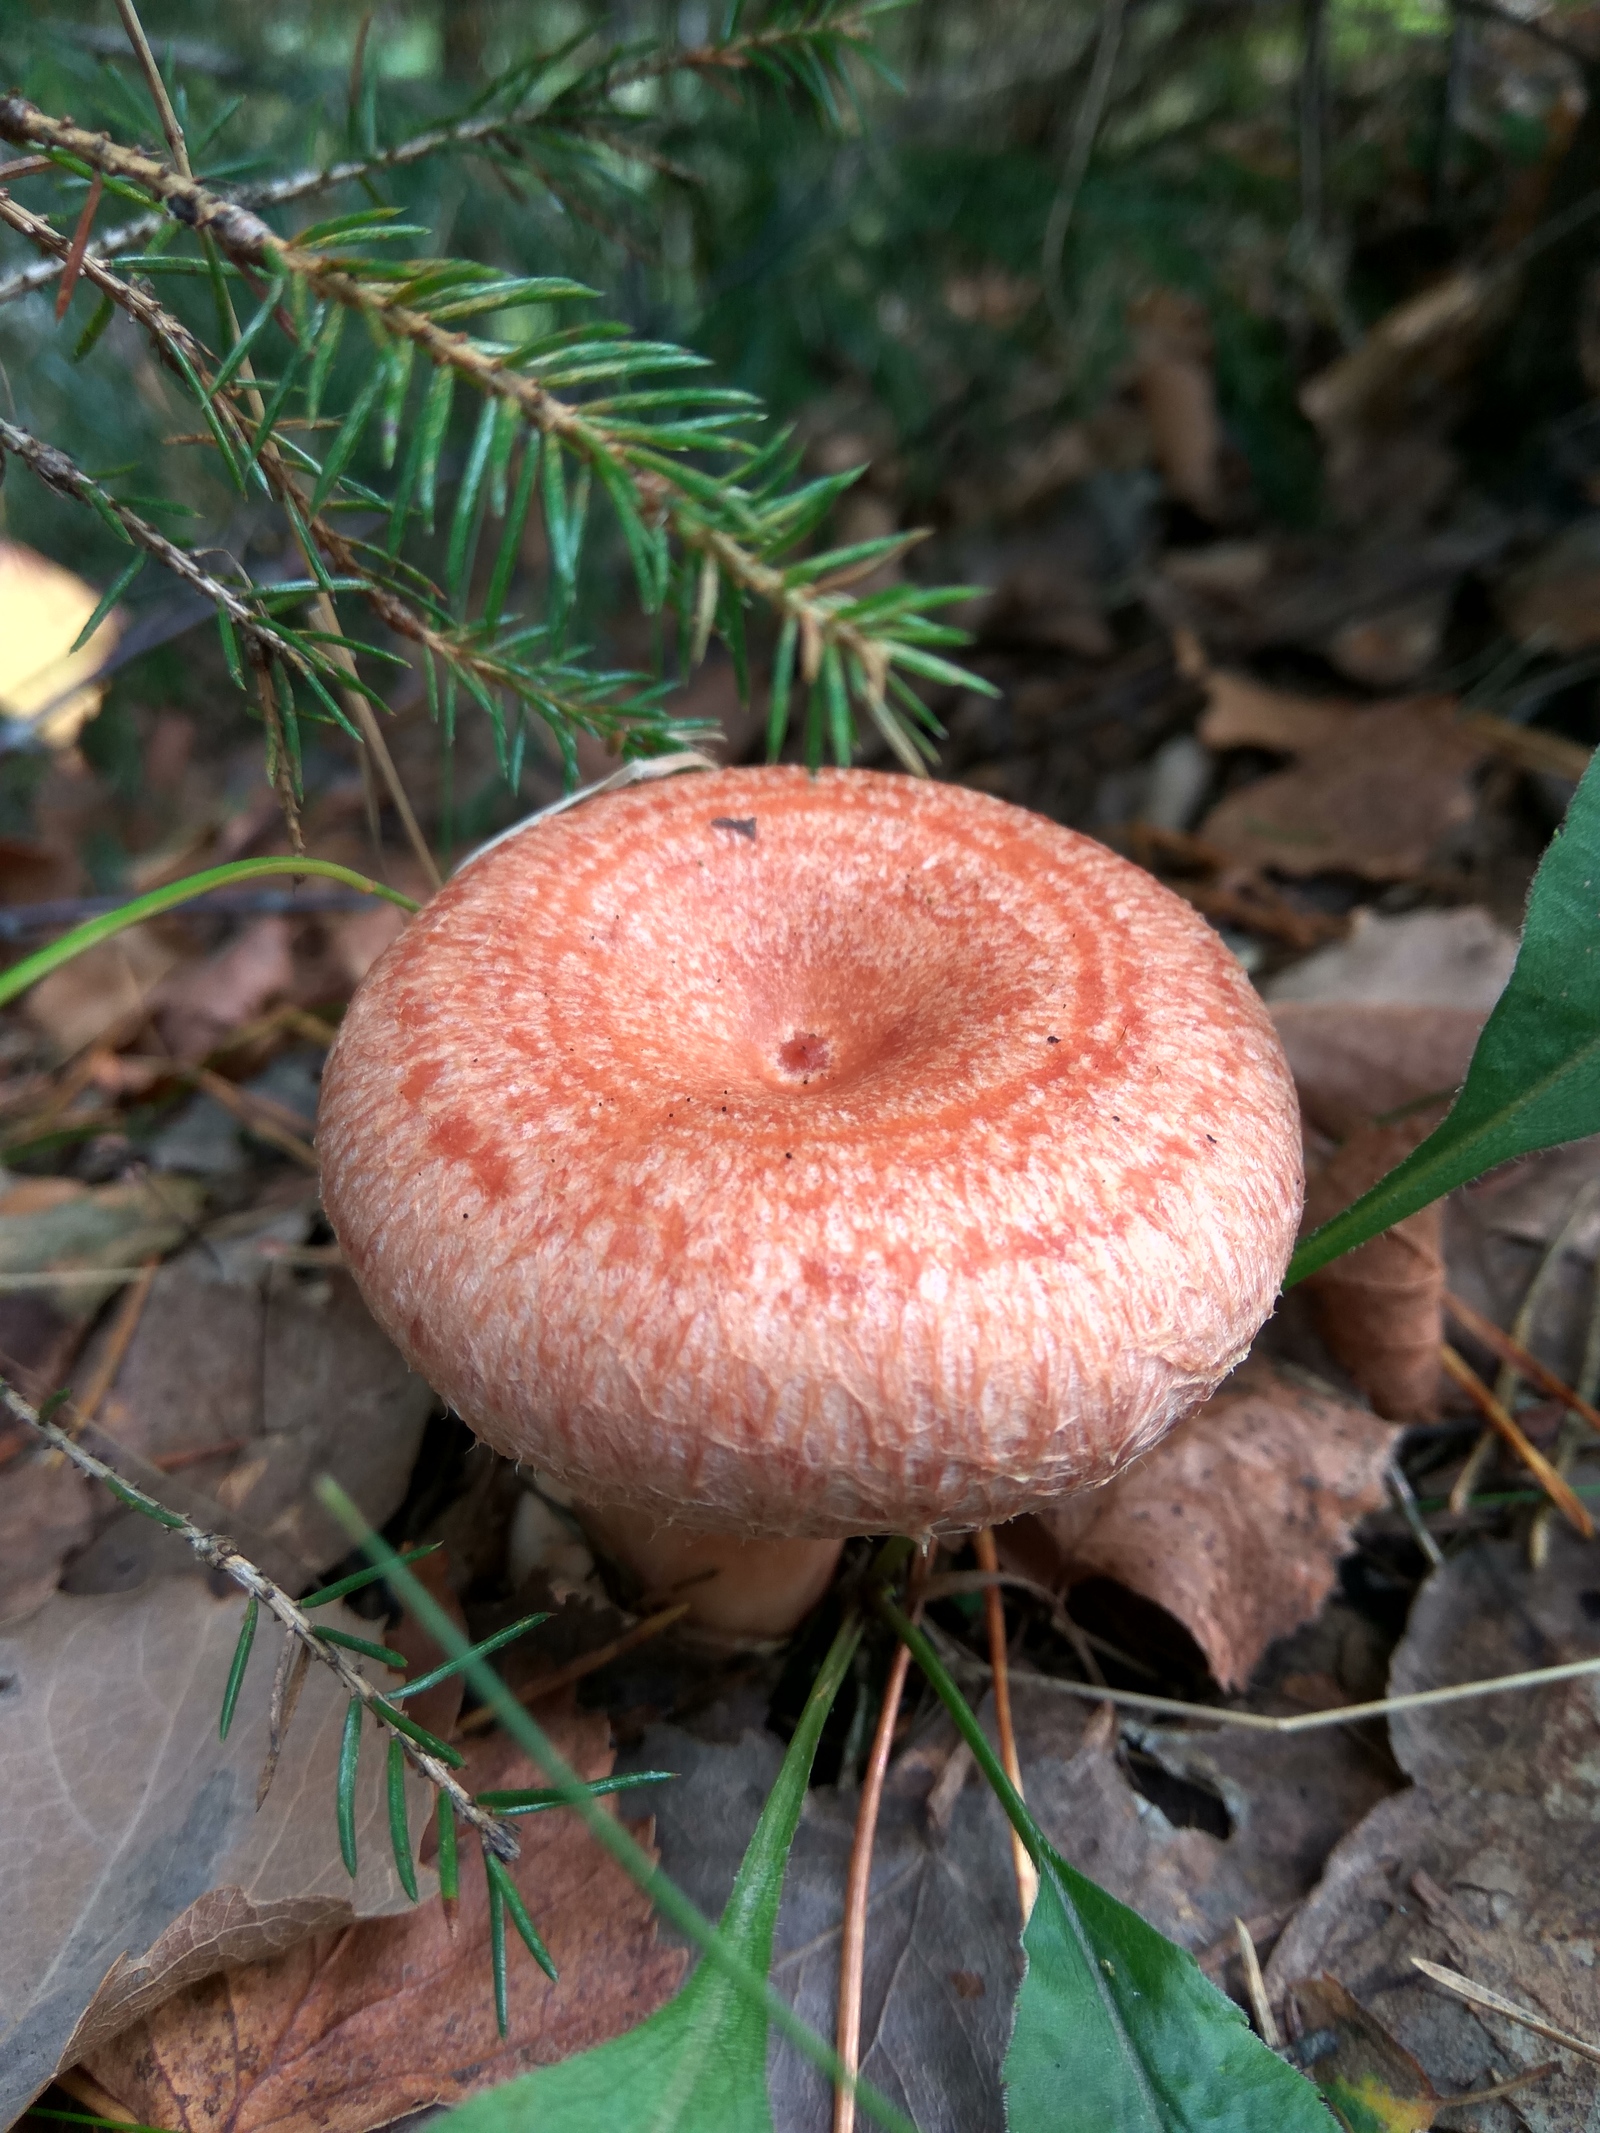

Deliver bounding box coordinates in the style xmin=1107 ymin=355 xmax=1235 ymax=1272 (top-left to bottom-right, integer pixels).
xmin=0 ymin=538 xmax=123 ymax=749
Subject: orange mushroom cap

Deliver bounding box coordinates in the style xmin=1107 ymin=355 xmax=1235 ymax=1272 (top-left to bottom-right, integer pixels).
xmin=318 ymin=767 xmax=1303 ymax=1539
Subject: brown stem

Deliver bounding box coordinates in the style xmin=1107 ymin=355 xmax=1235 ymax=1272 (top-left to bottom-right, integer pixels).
xmin=1439 ymin=1343 xmax=1593 ymax=1537
xmin=974 ymin=1528 xmax=1039 ymax=1920
xmin=833 ymin=1638 xmax=912 ymax=2133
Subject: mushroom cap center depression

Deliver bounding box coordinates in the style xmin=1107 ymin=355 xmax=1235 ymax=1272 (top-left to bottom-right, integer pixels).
xmin=317 ymin=767 xmax=1303 ymax=1537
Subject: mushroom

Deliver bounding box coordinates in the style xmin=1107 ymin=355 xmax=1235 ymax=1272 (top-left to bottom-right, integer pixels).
xmin=317 ymin=767 xmax=1302 ymax=1635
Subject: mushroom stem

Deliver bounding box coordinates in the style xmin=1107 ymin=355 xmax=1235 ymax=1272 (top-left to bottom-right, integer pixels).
xmin=577 ymin=1503 xmax=844 ymax=1639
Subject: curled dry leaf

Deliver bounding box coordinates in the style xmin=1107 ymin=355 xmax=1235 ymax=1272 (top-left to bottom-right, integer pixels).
xmin=1301 ymin=1120 xmax=1446 ymax=1422
xmin=1200 ymin=696 xmax=1487 ymax=881
xmin=0 ymin=1577 xmax=428 ymax=2122
xmin=1266 ymin=1528 xmax=1600 ymax=2133
xmin=1023 ymin=1361 xmax=1398 ymax=1691
xmin=82 ymin=1721 xmax=688 ymax=2133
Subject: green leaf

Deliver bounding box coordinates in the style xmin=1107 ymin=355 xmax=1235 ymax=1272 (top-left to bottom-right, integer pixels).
xmin=484 ymin=437 xmax=540 ymax=627
xmin=446 ymin=394 xmax=499 ymax=606
xmin=822 ymin=642 xmax=852 ymax=766
xmin=299 ymin=1542 xmax=443 ymax=1611
xmin=477 ymin=1772 xmax=674 ymax=1816
xmin=415 ymin=365 xmax=457 ymax=533
xmin=487 ymin=1861 xmax=511 ymax=2038
xmin=71 ymin=292 xmax=115 ymax=363
xmin=69 ymin=554 xmax=143 ymax=654
xmin=1288 ymin=748 xmax=1600 ymax=1284
xmin=337 ymin=1698 xmax=362 ymax=1878
xmin=371 ymin=1697 xmax=467 ymax=1767
xmin=314 ymin=1625 xmax=409 ymax=1669
xmin=594 ymin=450 xmax=665 ymax=612
xmin=880 ymin=1605 xmax=1328 ymax=2133
xmin=310 ymin=363 xmax=388 ymax=514
xmin=486 ymin=1851 xmax=558 ymax=1980
xmin=437 ymin=1791 xmax=459 ymax=1903
xmin=305 ymin=303 xmax=347 ymax=422
xmin=390 ymin=1611 xmax=550 ymax=1702
xmin=387 ymin=1735 xmax=419 ymax=1903
xmin=101 ymin=1474 xmax=185 ymax=1528
xmin=379 ymin=340 xmax=417 ymax=470
xmin=219 ymin=1594 xmax=258 ymax=1740
xmin=436 ymin=1614 xmax=866 ymax=2133
xmin=766 ymin=615 xmax=797 ymax=761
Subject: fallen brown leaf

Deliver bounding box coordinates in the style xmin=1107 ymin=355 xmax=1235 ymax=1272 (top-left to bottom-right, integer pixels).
xmin=1262 ymin=905 xmax=1519 ymax=1012
xmin=1270 ymin=1002 xmax=1484 ymax=1139
xmin=1302 ymin=1120 xmax=1445 ymax=1421
xmin=1023 ymin=1361 xmax=1398 ymax=1690
xmin=1499 ymin=516 xmax=1600 ymax=652
xmin=1287 ymin=1975 xmax=1441 ymax=2132
xmin=0 ymin=1450 xmax=92 ymax=1623
xmin=23 ymin=925 xmax=181 ymax=1057
xmin=151 ymin=917 xmax=297 ymax=1062
xmin=1201 ymin=696 xmax=1486 ymax=880
xmin=0 ymin=1172 xmax=205 ymax=1321
xmin=82 ymin=1721 xmax=688 ymax=2133
xmin=1266 ymin=1528 xmax=1600 ymax=2133
xmin=0 ymin=1578 xmax=427 ymax=2122
xmin=1197 ymin=668 xmax=1347 ymax=753
xmin=71 ymin=1202 xmax=436 ymax=1574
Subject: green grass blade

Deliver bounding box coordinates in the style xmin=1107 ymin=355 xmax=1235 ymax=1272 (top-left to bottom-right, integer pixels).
xmin=219 ymin=1594 xmax=258 ymax=1740
xmin=0 ymin=857 xmax=417 ymax=1010
xmin=1288 ymin=746 xmax=1600 ymax=1283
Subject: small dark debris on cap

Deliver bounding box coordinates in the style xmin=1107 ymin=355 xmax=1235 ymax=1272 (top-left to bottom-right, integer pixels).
xmin=711 ymin=816 xmax=758 ymax=841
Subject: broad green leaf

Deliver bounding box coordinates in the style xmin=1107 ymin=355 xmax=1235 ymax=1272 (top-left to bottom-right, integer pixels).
xmin=1288 ymin=746 xmax=1600 ymax=1283
xmin=882 ymin=1606 xmax=1329 ymax=2133
xmin=437 ymin=1617 xmax=862 ymax=2133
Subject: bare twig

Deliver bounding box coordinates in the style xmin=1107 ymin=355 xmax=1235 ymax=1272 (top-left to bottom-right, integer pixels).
xmin=923 ymin=1619 xmax=1600 ymax=1737
xmin=1439 ymin=1343 xmax=1594 ymax=1537
xmin=1234 ymin=1918 xmax=1279 ymax=2048
xmin=2 ymin=1371 xmax=519 ymax=1861
xmin=114 ymin=0 xmax=192 ymax=174
xmin=1413 ymin=1960 xmax=1600 ymax=2068
xmin=834 ymin=1638 xmax=913 ymax=2133
xmin=1445 ymin=1284 xmax=1600 ymax=1441
xmin=974 ymin=1528 xmax=1038 ymax=1921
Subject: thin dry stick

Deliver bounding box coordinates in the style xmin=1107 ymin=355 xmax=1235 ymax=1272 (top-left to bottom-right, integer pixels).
xmin=1445 ymin=1284 xmax=1600 ymax=1439
xmin=70 ymin=1257 xmax=158 ymax=1422
xmin=974 ymin=1528 xmax=1039 ymax=1921
xmin=113 ymin=0 xmax=192 ymax=173
xmin=924 ymin=1620 xmax=1600 ymax=1737
xmin=1439 ymin=1343 xmax=1593 ymax=1537
xmin=456 ymin=1599 xmax=692 ymax=1735
xmin=189 ymin=1065 xmax=319 ymax=1170
xmin=833 ymin=1638 xmax=915 ymax=2133
xmin=1234 ymin=1918 xmax=1278 ymax=2048
xmin=1412 ymin=1959 xmax=1600 ymax=2069
xmin=3 ymin=1371 xmax=518 ymax=1860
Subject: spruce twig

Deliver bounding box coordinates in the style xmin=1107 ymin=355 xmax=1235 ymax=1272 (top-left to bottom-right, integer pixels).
xmin=1 ymin=1370 xmax=521 ymax=1864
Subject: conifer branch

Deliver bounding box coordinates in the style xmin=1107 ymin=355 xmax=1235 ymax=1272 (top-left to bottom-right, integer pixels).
xmin=1 ymin=1371 xmax=520 ymax=1863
